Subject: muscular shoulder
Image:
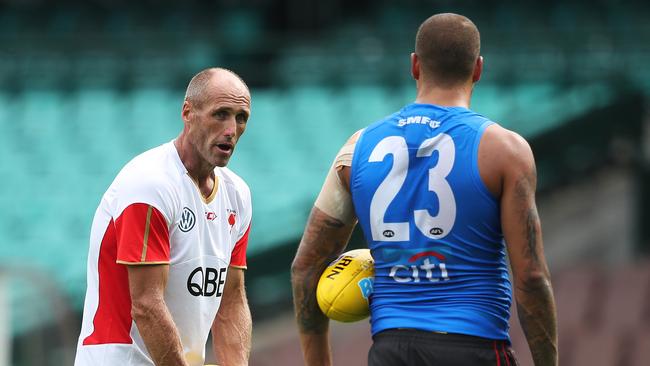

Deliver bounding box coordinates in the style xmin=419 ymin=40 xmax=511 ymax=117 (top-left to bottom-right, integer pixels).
xmin=484 ymin=124 xmax=534 ymax=168
xmin=481 ymin=124 xmax=533 ymax=162
xmin=479 ymin=124 xmax=536 ymax=196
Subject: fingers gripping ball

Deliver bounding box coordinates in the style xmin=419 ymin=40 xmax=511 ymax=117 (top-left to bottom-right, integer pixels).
xmin=316 ymin=249 xmax=374 ymax=322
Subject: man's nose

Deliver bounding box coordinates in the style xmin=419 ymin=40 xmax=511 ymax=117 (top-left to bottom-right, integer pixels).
xmin=223 ymin=117 xmax=237 ymax=138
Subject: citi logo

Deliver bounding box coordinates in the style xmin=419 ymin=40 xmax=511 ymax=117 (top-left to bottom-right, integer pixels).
xmin=178 ymin=207 xmax=196 ymax=232
xmin=389 ymin=251 xmax=449 ymax=283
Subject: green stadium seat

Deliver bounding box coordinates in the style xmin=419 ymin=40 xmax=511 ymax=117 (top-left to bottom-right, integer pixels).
xmin=127 ymin=88 xmax=180 ymax=147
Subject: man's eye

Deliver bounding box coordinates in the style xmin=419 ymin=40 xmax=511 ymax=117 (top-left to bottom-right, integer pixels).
xmin=236 ymin=114 xmax=248 ymax=124
xmin=214 ymin=111 xmax=229 ymax=119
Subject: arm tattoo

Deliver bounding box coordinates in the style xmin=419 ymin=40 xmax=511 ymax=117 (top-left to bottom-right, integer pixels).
xmin=524 ymin=207 xmax=541 ymax=265
xmin=292 ymin=208 xmax=353 ymax=334
xmin=512 ymin=170 xmax=557 ymax=365
xmin=514 ymin=171 xmax=541 ymax=266
xmin=296 ymin=266 xmax=327 ymax=333
xmin=516 ymin=286 xmax=558 ymax=365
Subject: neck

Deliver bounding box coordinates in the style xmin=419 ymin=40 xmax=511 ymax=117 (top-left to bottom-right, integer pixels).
xmin=174 ymin=134 xmax=215 ymax=185
xmin=414 ymin=80 xmax=473 ymax=108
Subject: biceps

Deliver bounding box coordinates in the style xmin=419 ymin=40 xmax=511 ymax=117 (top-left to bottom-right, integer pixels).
xmin=127 ymin=264 xmax=169 ymax=316
xmin=127 ymin=264 xmax=169 ymax=308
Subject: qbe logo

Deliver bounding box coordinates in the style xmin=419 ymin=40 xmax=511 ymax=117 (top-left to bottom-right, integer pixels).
xmin=187 ymin=267 xmax=226 ymax=297
xmin=178 ymin=207 xmax=196 ymax=232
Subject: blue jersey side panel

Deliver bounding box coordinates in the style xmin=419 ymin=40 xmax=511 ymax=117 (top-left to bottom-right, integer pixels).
xmin=350 ymin=103 xmax=511 ymax=341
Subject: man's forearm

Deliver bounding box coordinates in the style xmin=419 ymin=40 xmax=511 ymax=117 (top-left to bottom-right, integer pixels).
xmin=292 ymin=256 xmax=330 ymax=335
xmin=291 ymin=207 xmax=356 ymax=366
xmin=292 ymin=257 xmax=333 ymax=366
xmin=212 ymin=290 xmax=252 ymax=366
xmin=515 ymin=276 xmax=558 ymax=366
xmin=133 ymin=298 xmax=188 ymax=366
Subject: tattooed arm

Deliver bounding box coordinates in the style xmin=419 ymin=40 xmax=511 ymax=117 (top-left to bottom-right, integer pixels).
xmin=291 ymin=135 xmax=359 ymax=366
xmin=493 ymin=128 xmax=558 ymax=366
xmin=291 ymin=207 xmax=356 ymax=366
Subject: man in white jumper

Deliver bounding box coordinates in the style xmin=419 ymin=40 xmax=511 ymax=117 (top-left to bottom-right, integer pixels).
xmin=75 ymin=68 xmax=254 ymax=366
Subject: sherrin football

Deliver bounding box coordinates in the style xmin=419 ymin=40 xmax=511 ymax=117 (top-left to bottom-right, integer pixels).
xmin=316 ymin=249 xmax=374 ymax=322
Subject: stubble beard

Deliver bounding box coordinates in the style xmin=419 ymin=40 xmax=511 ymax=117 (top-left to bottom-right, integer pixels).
xmin=206 ymin=144 xmax=231 ymax=168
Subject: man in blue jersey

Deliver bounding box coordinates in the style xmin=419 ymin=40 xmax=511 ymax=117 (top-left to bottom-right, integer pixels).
xmin=291 ymin=13 xmax=557 ymax=366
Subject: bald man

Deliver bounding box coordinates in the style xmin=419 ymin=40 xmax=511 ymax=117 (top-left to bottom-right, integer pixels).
xmin=292 ymin=14 xmax=558 ymax=366
xmin=75 ymin=68 xmax=253 ymax=366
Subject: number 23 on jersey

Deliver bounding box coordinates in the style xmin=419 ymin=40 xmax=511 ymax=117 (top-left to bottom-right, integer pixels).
xmin=368 ymin=133 xmax=456 ymax=242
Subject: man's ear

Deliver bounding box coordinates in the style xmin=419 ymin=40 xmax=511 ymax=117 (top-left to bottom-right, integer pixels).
xmin=472 ymin=56 xmax=483 ymax=83
xmin=181 ymin=100 xmax=192 ymax=124
xmin=411 ymin=52 xmax=420 ymax=81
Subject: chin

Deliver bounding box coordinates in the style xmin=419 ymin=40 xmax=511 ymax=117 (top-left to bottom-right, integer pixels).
xmin=213 ymin=157 xmax=230 ymax=167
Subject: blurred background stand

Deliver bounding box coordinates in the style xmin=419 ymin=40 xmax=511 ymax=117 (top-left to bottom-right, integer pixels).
xmin=0 ymin=0 xmax=649 ymax=365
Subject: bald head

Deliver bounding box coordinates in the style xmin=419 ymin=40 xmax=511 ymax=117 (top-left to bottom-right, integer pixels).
xmin=415 ymin=13 xmax=480 ymax=86
xmin=184 ymin=67 xmax=250 ymax=108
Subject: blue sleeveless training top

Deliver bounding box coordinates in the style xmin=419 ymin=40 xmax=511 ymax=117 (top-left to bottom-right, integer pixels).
xmin=350 ymin=103 xmax=511 ymax=341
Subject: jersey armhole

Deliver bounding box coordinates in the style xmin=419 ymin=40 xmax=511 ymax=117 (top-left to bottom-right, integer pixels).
xmin=471 ymin=121 xmax=500 ymax=206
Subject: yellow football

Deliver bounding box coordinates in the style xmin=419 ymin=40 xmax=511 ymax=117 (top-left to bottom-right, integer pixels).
xmin=316 ymin=249 xmax=374 ymax=322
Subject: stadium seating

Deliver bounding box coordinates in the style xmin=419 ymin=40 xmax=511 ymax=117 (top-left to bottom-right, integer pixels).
xmin=631 ymin=329 xmax=650 ymax=366
xmin=1 ymin=6 xmax=649 ymax=366
xmin=0 ymin=80 xmax=624 ymax=321
xmin=515 ymin=260 xmax=650 ymax=366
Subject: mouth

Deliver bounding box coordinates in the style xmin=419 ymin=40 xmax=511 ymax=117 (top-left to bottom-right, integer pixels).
xmin=215 ymin=142 xmax=234 ymax=154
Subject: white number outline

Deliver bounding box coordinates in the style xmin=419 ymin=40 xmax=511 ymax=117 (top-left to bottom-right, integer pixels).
xmin=368 ymin=136 xmax=410 ymax=241
xmin=368 ymin=133 xmax=456 ymax=241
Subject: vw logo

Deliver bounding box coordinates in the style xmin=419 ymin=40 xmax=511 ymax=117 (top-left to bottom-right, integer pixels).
xmin=178 ymin=207 xmax=196 ymax=232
